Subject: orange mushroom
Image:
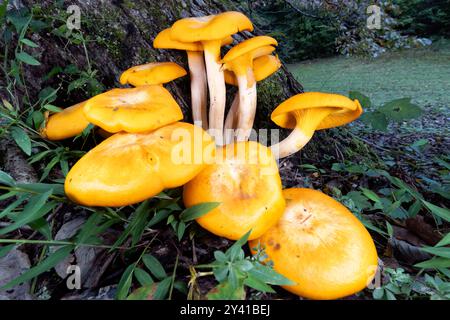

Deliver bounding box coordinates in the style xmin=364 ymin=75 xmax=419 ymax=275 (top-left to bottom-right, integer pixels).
xmin=40 ymin=101 xmax=90 ymax=141
xmin=65 ymin=122 xmax=214 ymax=207
xmin=250 ymin=188 xmax=378 ymax=300
xmin=269 ymin=92 xmax=363 ymax=159
xmin=154 ymin=28 xmax=233 ymax=130
xmin=221 ymin=36 xmax=278 ymax=142
xmin=223 ymin=54 xmax=281 ymax=144
xmin=170 ymin=11 xmax=253 ymax=145
xmin=83 ymin=85 xmax=183 ymax=133
xmin=119 ymin=62 xmax=187 ymax=87
xmin=183 ymin=141 xmax=285 ymax=240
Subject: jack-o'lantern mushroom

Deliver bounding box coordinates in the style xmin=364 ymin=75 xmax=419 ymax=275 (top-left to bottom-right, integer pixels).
xmin=65 ymin=122 xmax=214 ymax=207
xmin=269 ymin=92 xmax=363 ymax=159
xmin=221 ymin=36 xmax=278 ymax=142
xmin=223 ymin=54 xmax=281 ymax=144
xmin=83 ymin=85 xmax=183 ymax=134
xmin=183 ymin=141 xmax=285 ymax=240
xmin=119 ymin=61 xmax=187 ymax=87
xmin=40 ymin=101 xmax=90 ymax=141
xmin=41 ymin=67 xmax=185 ymax=140
xmin=250 ymin=188 xmax=379 ymax=300
xmin=170 ymin=11 xmax=254 ymax=145
xmin=154 ymin=28 xmax=233 ymax=130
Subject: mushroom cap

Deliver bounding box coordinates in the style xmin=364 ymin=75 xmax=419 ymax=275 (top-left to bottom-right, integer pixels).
xmin=249 ymin=188 xmax=378 ymax=300
xmin=183 ymin=141 xmax=285 ymax=240
xmin=154 ymin=27 xmax=234 ymax=51
xmin=83 ymin=85 xmax=183 ymax=133
xmin=40 ymin=101 xmax=90 ymax=140
xmin=169 ymin=11 xmax=253 ymax=43
xmin=65 ymin=122 xmax=214 ymax=207
xmin=271 ymin=92 xmax=363 ymax=130
xmin=224 ymin=54 xmax=281 ymax=86
xmin=119 ymin=62 xmax=187 ymax=87
xmin=222 ymin=36 xmax=278 ymax=64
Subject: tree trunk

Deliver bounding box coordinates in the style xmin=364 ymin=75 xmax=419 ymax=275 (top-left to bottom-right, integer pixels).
xmin=7 ymin=0 xmax=368 ymax=187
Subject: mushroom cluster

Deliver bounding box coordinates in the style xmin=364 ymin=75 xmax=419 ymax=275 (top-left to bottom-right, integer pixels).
xmin=40 ymin=11 xmax=377 ymax=300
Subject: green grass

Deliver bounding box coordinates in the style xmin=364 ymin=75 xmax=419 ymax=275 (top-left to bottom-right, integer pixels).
xmin=288 ymin=39 xmax=450 ymax=109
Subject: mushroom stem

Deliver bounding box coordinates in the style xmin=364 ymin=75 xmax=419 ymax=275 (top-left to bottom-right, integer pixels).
xmin=187 ymin=51 xmax=208 ymax=130
xmin=224 ymin=93 xmax=239 ymax=144
xmin=203 ymin=41 xmax=226 ymax=146
xmin=235 ymin=74 xmax=257 ymax=142
xmin=270 ymin=108 xmax=334 ymax=159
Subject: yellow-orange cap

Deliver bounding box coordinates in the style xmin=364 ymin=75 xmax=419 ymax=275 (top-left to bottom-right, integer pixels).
xmin=250 ymin=188 xmax=378 ymax=300
xmin=154 ymin=28 xmax=234 ymax=51
xmin=271 ymin=92 xmax=363 ymax=130
xmin=65 ymin=122 xmax=214 ymax=207
xmin=83 ymin=85 xmax=183 ymax=133
xmin=119 ymin=62 xmax=187 ymax=87
xmin=222 ymin=36 xmax=278 ymax=64
xmin=40 ymin=101 xmax=90 ymax=140
xmin=170 ymin=12 xmax=253 ymax=43
xmin=224 ymin=54 xmax=281 ymax=86
xmin=183 ymin=141 xmax=285 ymax=240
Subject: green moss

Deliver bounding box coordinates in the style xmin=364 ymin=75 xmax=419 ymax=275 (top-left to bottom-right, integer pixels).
xmin=136 ymin=47 xmax=157 ymax=65
xmin=122 ymin=0 xmax=136 ymax=9
xmin=82 ymin=9 xmax=127 ymax=62
xmin=257 ymin=77 xmax=285 ymax=113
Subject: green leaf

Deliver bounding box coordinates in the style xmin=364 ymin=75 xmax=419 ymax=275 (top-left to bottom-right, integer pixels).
xmin=348 ymin=91 xmax=372 ymax=108
xmin=20 ymin=38 xmax=39 ymax=48
xmin=372 ymin=287 xmax=385 ymax=300
xmin=43 ymin=104 xmax=63 ymax=113
xmin=110 ymin=201 xmax=150 ymax=250
xmin=248 ymin=263 xmax=295 ymax=286
xmin=0 ymin=191 xmax=17 ymax=201
xmin=360 ymin=111 xmax=388 ymax=131
xmin=179 ymin=202 xmax=220 ymax=222
xmin=16 ymin=51 xmax=41 ymax=66
xmin=436 ymin=233 xmax=450 ymax=247
xmin=7 ymin=12 xmax=30 ymax=33
xmin=422 ymin=200 xmax=450 ymax=222
xmin=421 ymin=247 xmax=450 ymax=259
xmin=15 ymin=182 xmax=65 ymax=196
xmin=226 ymin=230 xmax=252 ymax=262
xmin=0 ymin=0 xmax=8 ymax=22
xmin=177 ymin=221 xmax=186 ymax=241
xmin=378 ymin=98 xmax=422 ymax=122
xmin=207 ymin=280 xmax=245 ymax=300
xmin=134 ymin=268 xmax=154 ymax=286
xmin=0 ymin=190 xmax=54 ymax=235
xmin=0 ymin=194 xmax=28 ymax=220
xmin=361 ymin=188 xmax=381 ymax=203
xmin=415 ymin=257 xmax=450 ymax=269
xmin=0 ymin=245 xmax=73 ymax=290
xmin=0 ymin=244 xmax=15 ymax=259
xmin=116 ymin=264 xmax=135 ymax=300
xmin=142 ymin=254 xmax=167 ymax=280
xmin=126 ymin=283 xmax=158 ymax=300
xmin=0 ymin=170 xmax=15 ymax=186
xmin=244 ymin=274 xmax=276 ymax=293
xmin=127 ymin=285 xmax=155 ymax=300
xmin=153 ymin=277 xmax=171 ymax=300
xmin=11 ymin=127 xmax=32 ymax=155
xmin=386 ymin=221 xmax=394 ymax=238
